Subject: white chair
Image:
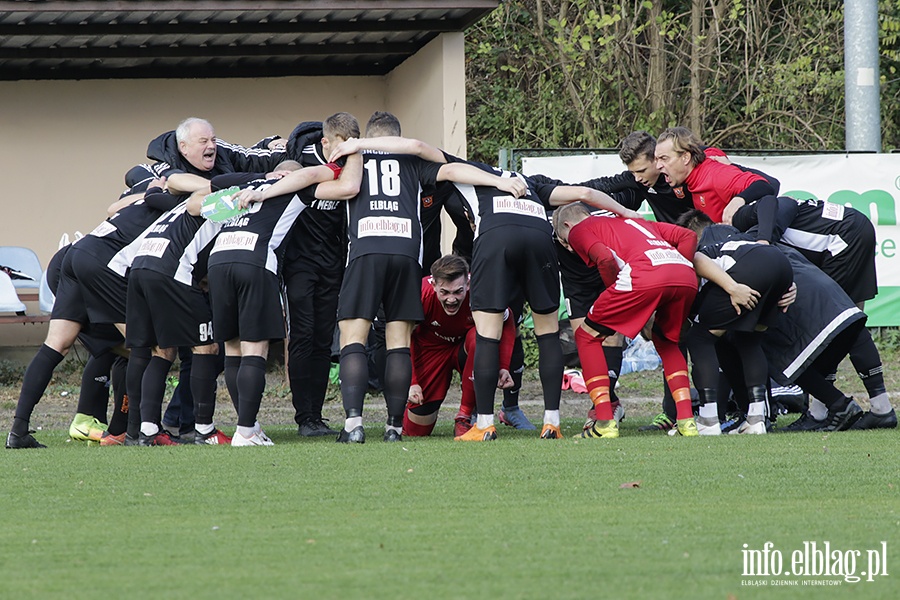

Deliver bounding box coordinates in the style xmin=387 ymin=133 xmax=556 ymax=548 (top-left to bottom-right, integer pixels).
xmin=0 ymin=271 xmax=26 ymax=315
xmin=39 ymin=270 xmax=55 ymax=314
xmin=0 ymin=246 xmax=42 ymax=290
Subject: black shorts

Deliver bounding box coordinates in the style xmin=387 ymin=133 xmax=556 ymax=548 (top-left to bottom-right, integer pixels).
xmin=818 ymin=212 xmax=877 ymax=304
xmin=695 ymin=245 xmax=793 ymax=331
xmin=470 ymin=226 xmax=559 ymax=314
xmin=51 ymin=246 xmax=127 ymax=325
xmin=557 ymin=239 xmax=603 ymax=320
xmin=207 ymin=263 xmax=285 ymax=343
xmin=78 ymin=324 xmax=125 ymax=357
xmin=126 ymin=269 xmax=214 ymax=348
xmin=337 ymin=254 xmax=424 ymax=322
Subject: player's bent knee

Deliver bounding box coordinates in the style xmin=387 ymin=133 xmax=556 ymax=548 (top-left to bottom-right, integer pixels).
xmin=403 ymin=405 xmax=439 ymax=436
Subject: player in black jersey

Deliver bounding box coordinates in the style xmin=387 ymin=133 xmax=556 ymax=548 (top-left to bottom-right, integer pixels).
xmin=44 ymin=244 xmax=130 ymax=445
xmin=325 ymin=114 xmax=529 ymax=443
xmin=731 ymin=196 xmax=894 ymax=429
xmin=732 ymin=195 xmax=877 ymax=304
xmin=210 ymin=151 xmax=362 ymax=446
xmin=127 ymin=185 xmax=234 ymax=446
xmin=679 ymin=211 xmax=870 ymax=433
xmin=7 ymin=178 xmax=180 ymax=449
xmin=281 ymin=114 xmax=358 ymax=438
xmin=121 ymin=118 xmax=290 ymax=443
xmin=329 ymin=133 xmax=638 ymax=441
xmin=582 ymin=131 xmax=696 ymax=223
xmin=675 ymin=209 xmax=794 ymax=435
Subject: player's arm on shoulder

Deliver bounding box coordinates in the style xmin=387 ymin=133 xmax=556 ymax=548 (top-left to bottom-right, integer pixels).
xmin=705 ymin=146 xmax=731 ymax=164
xmin=548 ymin=186 xmax=640 ymax=218
xmin=106 ymin=176 xmax=166 ymax=216
xmin=186 ymin=189 xmax=207 ymax=217
xmin=144 ymin=188 xmax=182 ymax=212
xmin=329 ymin=136 xmax=447 ymax=164
xmin=655 ymin=222 xmax=698 ymax=258
xmin=722 ymin=173 xmax=775 ymax=224
xmin=436 ymin=163 xmax=526 ymax=197
xmin=315 ymin=152 xmax=363 ymax=201
xmin=692 ymin=252 xmax=760 ymax=314
xmin=166 ymin=172 xmax=212 ymax=195
xmin=241 ymin=162 xmax=337 ymax=205
xmin=578 ymin=171 xmax=638 ymax=193
xmin=218 ymin=138 xmax=286 ymax=172
xmin=107 ymin=192 xmax=142 ymax=217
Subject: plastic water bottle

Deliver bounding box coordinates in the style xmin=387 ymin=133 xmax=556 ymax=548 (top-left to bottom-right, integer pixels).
xmin=620 ymin=335 xmax=661 ymax=375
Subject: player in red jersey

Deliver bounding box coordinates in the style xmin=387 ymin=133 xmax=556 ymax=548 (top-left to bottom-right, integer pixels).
xmin=553 ymin=203 xmax=726 ymax=438
xmin=655 ymin=127 xmax=776 ymax=225
xmin=403 ymin=255 xmax=515 ymax=437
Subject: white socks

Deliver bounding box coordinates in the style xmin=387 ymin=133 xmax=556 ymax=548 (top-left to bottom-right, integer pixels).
xmin=698 ymin=403 xmax=719 ymax=420
xmin=236 ymin=425 xmax=255 ymax=438
xmin=868 ymin=392 xmax=891 ymax=415
xmin=476 ymin=414 xmax=495 ymax=429
xmin=808 ymin=397 xmax=828 ymax=420
xmin=543 ymin=410 xmax=560 ymax=427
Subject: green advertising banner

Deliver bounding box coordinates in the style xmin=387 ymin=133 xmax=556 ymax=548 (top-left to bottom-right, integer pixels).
xmin=521 ymin=153 xmax=900 ymax=326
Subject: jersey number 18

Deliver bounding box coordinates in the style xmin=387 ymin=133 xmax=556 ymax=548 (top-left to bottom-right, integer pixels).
xmin=364 ymin=159 xmax=401 ymax=197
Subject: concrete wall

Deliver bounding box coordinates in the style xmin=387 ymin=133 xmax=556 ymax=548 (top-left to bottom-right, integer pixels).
xmin=387 ymin=32 xmax=467 ymax=158
xmin=386 ymin=32 xmax=468 ymax=258
xmin=0 ymin=33 xmax=468 ymax=353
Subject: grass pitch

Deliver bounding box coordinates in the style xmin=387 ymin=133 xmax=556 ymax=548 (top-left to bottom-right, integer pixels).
xmin=2 ymin=420 xmax=898 ymax=599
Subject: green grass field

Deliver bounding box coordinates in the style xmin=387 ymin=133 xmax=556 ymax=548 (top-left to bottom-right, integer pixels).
xmin=2 ymin=420 xmax=898 ymax=599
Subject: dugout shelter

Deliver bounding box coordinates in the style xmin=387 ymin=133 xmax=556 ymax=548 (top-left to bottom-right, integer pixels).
xmin=0 ymin=0 xmax=497 ymax=350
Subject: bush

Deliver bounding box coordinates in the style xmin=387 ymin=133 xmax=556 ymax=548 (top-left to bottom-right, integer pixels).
xmin=0 ymin=359 xmax=25 ymax=386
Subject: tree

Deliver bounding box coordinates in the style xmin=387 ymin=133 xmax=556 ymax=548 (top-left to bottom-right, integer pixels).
xmin=466 ymin=1 xmax=897 ymax=164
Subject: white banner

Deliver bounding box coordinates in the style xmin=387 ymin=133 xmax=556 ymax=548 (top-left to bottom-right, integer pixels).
xmin=522 ymin=153 xmax=900 ymax=324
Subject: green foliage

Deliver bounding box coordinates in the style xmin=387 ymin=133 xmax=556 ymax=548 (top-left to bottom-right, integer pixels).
xmin=0 ymin=359 xmax=24 ymax=386
xmin=872 ymin=326 xmax=900 ymax=355
xmin=880 ymin=1 xmax=900 ymax=150
xmin=520 ymin=325 xmax=540 ymax=370
xmin=466 ymin=1 xmax=900 ymax=162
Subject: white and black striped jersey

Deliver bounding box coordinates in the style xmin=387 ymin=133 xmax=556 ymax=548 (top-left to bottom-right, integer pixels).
xmin=449 ymin=162 xmax=557 ymax=238
xmin=77 ymin=187 xmax=181 ymax=277
xmin=206 ymin=173 xmax=313 ymax=275
xmin=777 ymin=198 xmax=865 ymax=258
xmin=131 ymin=200 xmax=222 ymax=288
xmin=696 ymin=224 xmax=765 ymax=288
xmin=346 ymin=151 xmax=442 ymax=264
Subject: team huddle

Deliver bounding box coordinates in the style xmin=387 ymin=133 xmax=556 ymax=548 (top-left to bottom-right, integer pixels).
xmin=5 ymin=113 xmax=895 ymax=449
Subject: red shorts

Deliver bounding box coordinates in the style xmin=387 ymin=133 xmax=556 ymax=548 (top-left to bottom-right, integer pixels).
xmin=586 ymin=284 xmax=697 ymax=343
xmin=412 ymin=342 xmax=463 ymax=404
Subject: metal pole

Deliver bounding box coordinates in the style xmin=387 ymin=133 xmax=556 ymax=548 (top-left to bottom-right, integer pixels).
xmin=845 ymin=0 xmax=881 ymax=152
xmin=498 ymin=147 xmax=509 ymax=171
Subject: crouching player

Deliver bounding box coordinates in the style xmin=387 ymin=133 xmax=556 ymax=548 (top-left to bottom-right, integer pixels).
xmin=403 ymin=255 xmax=516 ymax=437
xmin=553 ymin=203 xmax=715 ymax=438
